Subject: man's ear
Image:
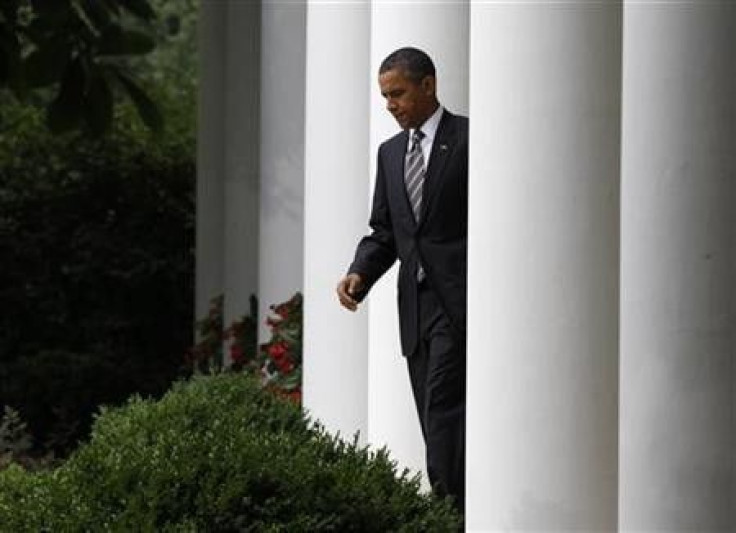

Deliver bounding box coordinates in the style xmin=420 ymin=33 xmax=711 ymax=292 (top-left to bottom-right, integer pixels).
xmin=422 ymin=75 xmax=436 ymax=96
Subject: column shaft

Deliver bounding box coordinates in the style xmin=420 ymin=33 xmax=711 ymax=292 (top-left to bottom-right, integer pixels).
xmin=619 ymin=2 xmax=736 ymax=529
xmin=223 ymin=0 xmax=260 ymax=329
xmin=303 ymin=0 xmax=370 ymax=441
xmin=258 ymin=0 xmax=307 ymax=341
xmin=196 ymin=0 xmax=227 ymax=322
xmin=467 ymin=3 xmax=622 ymax=529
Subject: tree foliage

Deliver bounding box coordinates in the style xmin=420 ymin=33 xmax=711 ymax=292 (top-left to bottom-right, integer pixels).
xmin=0 ymin=0 xmax=161 ymax=134
xmin=0 ymin=0 xmax=199 ymax=455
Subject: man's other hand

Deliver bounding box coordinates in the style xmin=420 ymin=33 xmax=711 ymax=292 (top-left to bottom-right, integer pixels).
xmin=336 ymin=273 xmax=365 ymax=312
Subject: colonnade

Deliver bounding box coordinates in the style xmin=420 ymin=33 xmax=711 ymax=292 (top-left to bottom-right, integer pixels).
xmin=197 ymin=1 xmax=735 ymax=529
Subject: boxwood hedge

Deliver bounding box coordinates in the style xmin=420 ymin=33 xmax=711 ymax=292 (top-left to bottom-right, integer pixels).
xmin=0 ymin=373 xmax=461 ymax=531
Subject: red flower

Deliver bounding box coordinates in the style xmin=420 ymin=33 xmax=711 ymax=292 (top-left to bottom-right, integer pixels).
xmin=267 ymin=341 xmax=289 ymax=361
xmin=230 ymin=344 xmax=244 ymax=363
xmin=274 ymin=358 xmax=293 ymax=374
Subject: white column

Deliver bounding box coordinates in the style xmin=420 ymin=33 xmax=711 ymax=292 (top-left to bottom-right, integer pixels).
xmin=303 ymin=1 xmax=370 ymax=441
xmin=369 ymin=0 xmax=469 ymax=484
xmin=619 ymin=3 xmax=736 ymax=530
xmin=467 ymin=3 xmax=621 ymax=530
xmin=195 ymin=0 xmax=226 ymax=322
xmin=223 ymin=0 xmax=260 ymax=330
xmin=258 ymin=0 xmax=307 ymax=342
xmin=197 ymin=0 xmax=260 ymax=360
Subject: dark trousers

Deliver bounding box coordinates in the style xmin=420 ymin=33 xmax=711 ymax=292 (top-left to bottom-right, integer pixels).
xmin=407 ymin=282 xmax=466 ymax=514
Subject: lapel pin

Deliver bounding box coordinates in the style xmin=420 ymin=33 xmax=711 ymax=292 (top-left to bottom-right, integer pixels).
xmin=440 ymin=144 xmax=449 ymax=151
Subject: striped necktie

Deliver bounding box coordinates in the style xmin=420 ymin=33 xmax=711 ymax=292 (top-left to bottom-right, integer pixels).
xmin=405 ymin=129 xmax=426 ymax=281
xmin=405 ymin=129 xmax=426 ymax=222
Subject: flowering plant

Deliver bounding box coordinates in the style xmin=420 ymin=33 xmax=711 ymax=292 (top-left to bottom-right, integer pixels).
xmin=223 ymin=295 xmax=259 ymax=374
xmin=187 ymin=293 xmax=302 ymax=403
xmin=258 ymin=293 xmax=302 ymax=403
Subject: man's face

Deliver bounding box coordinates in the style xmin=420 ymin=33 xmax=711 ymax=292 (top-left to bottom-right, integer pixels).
xmin=379 ymin=68 xmax=436 ymax=130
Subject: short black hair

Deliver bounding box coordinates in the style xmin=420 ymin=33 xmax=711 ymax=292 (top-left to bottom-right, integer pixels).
xmin=379 ymin=47 xmax=436 ymax=83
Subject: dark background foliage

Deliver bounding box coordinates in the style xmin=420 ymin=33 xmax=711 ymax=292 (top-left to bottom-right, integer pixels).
xmin=0 ymin=0 xmax=198 ymax=455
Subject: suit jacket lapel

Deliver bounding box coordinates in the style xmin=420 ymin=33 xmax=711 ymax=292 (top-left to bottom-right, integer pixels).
xmin=419 ymin=111 xmax=454 ymax=228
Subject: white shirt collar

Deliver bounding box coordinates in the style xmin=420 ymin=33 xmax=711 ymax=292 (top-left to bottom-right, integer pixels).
xmin=410 ymin=105 xmax=444 ymax=147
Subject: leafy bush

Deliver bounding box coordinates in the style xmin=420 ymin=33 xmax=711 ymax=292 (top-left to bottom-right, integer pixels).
xmin=190 ymin=293 xmax=303 ymax=403
xmin=0 ymin=406 xmax=32 ymax=466
xmin=0 ymin=374 xmax=461 ymax=531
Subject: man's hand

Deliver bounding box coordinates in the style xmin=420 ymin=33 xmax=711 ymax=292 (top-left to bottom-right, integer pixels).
xmin=336 ymin=273 xmax=365 ymax=312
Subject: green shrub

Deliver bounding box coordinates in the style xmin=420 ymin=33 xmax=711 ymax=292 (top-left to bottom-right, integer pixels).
xmin=0 ymin=374 xmax=461 ymax=531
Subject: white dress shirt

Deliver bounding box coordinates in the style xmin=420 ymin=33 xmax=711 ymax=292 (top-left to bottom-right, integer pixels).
xmin=408 ymin=105 xmax=444 ymax=164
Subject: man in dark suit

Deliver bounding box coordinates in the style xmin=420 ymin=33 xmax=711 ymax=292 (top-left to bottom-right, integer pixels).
xmin=336 ymin=47 xmax=468 ymax=512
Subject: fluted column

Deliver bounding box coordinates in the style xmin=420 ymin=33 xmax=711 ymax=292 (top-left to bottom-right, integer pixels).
xmin=258 ymin=0 xmax=306 ymax=342
xmin=303 ymin=0 xmax=370 ymax=442
xmin=467 ymin=3 xmax=622 ymax=530
xmin=619 ymin=2 xmax=736 ymax=530
xmin=369 ymin=0 xmax=469 ymax=483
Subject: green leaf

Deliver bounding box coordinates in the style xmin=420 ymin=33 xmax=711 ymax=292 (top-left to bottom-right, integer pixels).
xmin=118 ymin=0 xmax=156 ymax=21
xmin=115 ymin=71 xmax=162 ymax=133
xmin=47 ymin=57 xmax=86 ymax=133
xmin=83 ymin=66 xmax=113 ymax=136
xmin=98 ymin=26 xmax=155 ymax=56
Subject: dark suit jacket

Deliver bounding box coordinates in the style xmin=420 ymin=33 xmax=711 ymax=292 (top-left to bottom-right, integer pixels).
xmin=349 ymin=110 xmax=468 ymax=356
